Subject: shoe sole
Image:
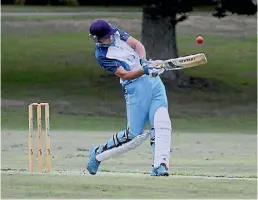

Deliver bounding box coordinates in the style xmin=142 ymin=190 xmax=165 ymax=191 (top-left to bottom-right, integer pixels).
xmin=151 ymin=172 xmax=169 ymax=176
xmin=87 ymin=166 xmax=96 ymax=175
xmin=157 ymin=173 xmax=169 ymax=176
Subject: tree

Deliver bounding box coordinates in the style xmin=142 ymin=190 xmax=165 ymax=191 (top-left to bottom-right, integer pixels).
xmin=141 ymin=0 xmax=193 ymax=86
xmin=12 ymin=0 xmax=255 ymax=86
xmin=141 ymin=0 xmax=257 ymax=86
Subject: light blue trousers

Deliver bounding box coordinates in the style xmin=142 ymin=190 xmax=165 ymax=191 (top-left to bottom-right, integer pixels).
xmin=99 ymin=75 xmax=168 ymax=152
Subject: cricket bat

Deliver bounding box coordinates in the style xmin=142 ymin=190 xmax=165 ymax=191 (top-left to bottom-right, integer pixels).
xmin=154 ymin=53 xmax=207 ymax=71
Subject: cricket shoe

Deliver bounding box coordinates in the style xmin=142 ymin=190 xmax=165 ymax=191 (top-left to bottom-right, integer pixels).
xmin=87 ymin=145 xmax=103 ymax=175
xmin=150 ymin=163 xmax=169 ymax=176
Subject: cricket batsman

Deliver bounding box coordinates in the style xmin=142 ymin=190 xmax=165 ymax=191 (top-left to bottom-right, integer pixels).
xmin=87 ymin=19 xmax=172 ymax=176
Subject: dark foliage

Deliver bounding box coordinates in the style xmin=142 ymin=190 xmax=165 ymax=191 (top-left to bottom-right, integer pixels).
xmin=3 ymin=0 xmax=257 ymax=17
xmin=213 ymin=0 xmax=257 ymax=18
xmin=1 ymin=0 xmax=15 ymax=4
xmin=77 ymin=0 xmax=143 ymax=6
xmin=24 ymin=0 xmax=49 ymax=5
xmin=143 ymin=0 xmax=257 ymax=20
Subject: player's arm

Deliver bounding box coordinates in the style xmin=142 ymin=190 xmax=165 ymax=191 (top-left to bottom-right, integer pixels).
xmin=97 ymin=57 xmax=150 ymax=80
xmin=126 ymin=36 xmax=146 ymax=59
xmin=115 ymin=66 xmax=145 ymax=80
xmin=116 ymin=27 xmax=146 ymax=59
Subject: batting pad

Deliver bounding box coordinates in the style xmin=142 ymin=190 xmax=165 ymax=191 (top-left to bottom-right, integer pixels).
xmin=154 ymin=107 xmax=172 ymax=169
xmin=96 ymin=131 xmax=149 ymax=161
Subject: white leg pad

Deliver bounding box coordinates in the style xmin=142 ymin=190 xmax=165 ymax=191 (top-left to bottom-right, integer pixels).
xmin=154 ymin=107 xmax=172 ymax=169
xmin=96 ymin=131 xmax=149 ymax=161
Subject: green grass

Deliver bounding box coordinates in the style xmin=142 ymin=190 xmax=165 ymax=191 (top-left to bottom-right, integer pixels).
xmin=2 ymin=33 xmax=98 ymax=85
xmin=2 ymin=131 xmax=257 ymax=176
xmin=1 ymin=174 xmax=256 ymax=199
xmin=1 ymin=13 xmax=257 ymax=200
xmin=1 ymin=106 xmax=257 ymax=133
xmin=1 ymin=130 xmax=257 ymax=198
xmin=2 ymin=33 xmax=256 ymax=89
xmin=1 ymin=16 xmax=257 ymax=133
xmin=179 ymin=35 xmax=257 ymax=87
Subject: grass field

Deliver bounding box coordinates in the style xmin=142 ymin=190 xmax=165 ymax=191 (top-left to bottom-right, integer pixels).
xmin=1 ymin=131 xmax=257 ymax=198
xmin=1 ymin=6 xmax=257 ymax=199
xmin=1 ymin=106 xmax=257 ymax=133
xmin=2 ymin=173 xmax=256 ymax=199
xmin=1 ymin=28 xmax=257 ymax=133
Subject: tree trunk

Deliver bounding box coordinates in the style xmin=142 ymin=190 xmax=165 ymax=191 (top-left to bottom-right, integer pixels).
xmin=141 ymin=6 xmax=189 ymax=86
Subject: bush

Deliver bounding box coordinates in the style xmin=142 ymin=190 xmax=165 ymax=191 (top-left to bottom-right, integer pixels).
xmin=24 ymin=0 xmax=48 ymax=5
xmin=49 ymin=0 xmax=78 ymax=6
xmin=1 ymin=0 xmax=15 ymax=4
xmin=61 ymin=0 xmax=78 ymax=6
xmin=15 ymin=0 xmax=25 ymax=4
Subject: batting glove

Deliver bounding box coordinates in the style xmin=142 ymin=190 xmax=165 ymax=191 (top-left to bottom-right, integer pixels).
xmin=143 ymin=66 xmax=164 ymax=77
xmin=140 ymin=58 xmax=154 ymax=67
xmin=140 ymin=58 xmax=148 ymax=66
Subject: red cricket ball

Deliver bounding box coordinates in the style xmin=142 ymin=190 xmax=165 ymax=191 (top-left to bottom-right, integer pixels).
xmin=196 ymin=36 xmax=204 ymax=44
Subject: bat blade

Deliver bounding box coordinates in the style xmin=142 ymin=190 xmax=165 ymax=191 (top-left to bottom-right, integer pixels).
xmin=165 ymin=53 xmax=207 ymax=69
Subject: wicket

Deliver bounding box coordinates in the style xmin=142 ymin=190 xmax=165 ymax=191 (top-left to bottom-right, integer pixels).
xmin=28 ymin=103 xmax=51 ymax=173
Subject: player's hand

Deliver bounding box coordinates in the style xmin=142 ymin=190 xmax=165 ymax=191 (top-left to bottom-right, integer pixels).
xmin=140 ymin=58 xmax=165 ymax=69
xmin=143 ymin=66 xmax=164 ymax=77
xmin=148 ymin=60 xmax=166 ymax=69
xmin=140 ymin=58 xmax=154 ymax=67
xmin=141 ymin=58 xmax=165 ymax=77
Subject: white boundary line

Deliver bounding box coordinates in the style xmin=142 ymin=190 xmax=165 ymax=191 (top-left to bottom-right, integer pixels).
xmin=1 ymin=170 xmax=256 ymax=181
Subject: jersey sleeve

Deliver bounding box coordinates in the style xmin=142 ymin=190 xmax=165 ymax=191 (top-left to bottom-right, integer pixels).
xmin=97 ymin=56 xmax=122 ymax=74
xmin=112 ymin=25 xmax=131 ymax=42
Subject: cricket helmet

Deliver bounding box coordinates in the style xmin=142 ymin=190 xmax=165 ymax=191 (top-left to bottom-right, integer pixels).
xmin=89 ymin=19 xmax=117 ymax=40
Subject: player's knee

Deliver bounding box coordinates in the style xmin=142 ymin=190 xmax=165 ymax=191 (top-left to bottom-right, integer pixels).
xmin=112 ymin=129 xmax=143 ymax=145
xmin=112 ymin=129 xmax=131 ymax=147
xmin=127 ymin=129 xmax=145 ymax=140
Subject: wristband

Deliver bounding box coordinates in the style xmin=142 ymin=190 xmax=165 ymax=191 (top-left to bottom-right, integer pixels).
xmin=143 ymin=66 xmax=149 ymax=75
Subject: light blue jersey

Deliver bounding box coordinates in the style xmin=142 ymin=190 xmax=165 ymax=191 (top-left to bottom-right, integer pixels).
xmin=95 ymin=27 xmax=143 ymax=86
xmin=94 ymin=27 xmax=168 ymax=136
xmin=87 ymin=20 xmax=172 ymax=176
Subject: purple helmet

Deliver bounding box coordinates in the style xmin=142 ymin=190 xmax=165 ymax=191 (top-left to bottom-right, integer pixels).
xmin=89 ymin=19 xmax=117 ymax=40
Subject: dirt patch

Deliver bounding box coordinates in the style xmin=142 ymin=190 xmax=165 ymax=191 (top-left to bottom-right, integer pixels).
xmin=1 ymin=130 xmax=257 ymax=178
xmin=1 ymin=99 xmax=27 ymax=106
xmin=1 ymin=169 xmax=256 ymax=180
xmin=1 ymin=13 xmax=256 ymax=36
xmin=1 ymin=18 xmax=141 ymax=36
